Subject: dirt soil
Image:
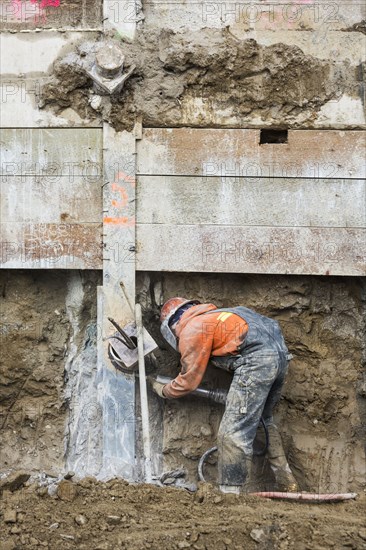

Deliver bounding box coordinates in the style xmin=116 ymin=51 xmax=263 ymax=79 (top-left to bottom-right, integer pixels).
xmin=1 ymin=476 xmax=366 ymax=550
xmin=0 ymin=270 xmax=100 ymax=474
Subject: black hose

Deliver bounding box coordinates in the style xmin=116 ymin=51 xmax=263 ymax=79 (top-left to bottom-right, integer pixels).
xmin=197 ymin=417 xmax=269 ymax=483
xmin=198 ymin=446 xmax=217 ymax=482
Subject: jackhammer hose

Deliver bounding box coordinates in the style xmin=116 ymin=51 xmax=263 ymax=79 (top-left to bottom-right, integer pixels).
xmin=198 ymin=417 xmax=269 ymax=483
xmin=198 ymin=446 xmax=218 ymax=483
xmin=251 ymin=491 xmax=358 ymax=502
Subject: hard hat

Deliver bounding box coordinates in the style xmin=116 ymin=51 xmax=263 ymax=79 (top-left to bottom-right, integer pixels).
xmin=160 ymin=297 xmax=199 ymax=350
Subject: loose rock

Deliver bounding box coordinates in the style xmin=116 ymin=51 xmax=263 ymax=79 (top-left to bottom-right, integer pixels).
xmin=57 ymin=480 xmax=78 ymax=502
xmin=106 ymin=515 xmax=121 ymax=525
xmin=4 ymin=509 xmax=17 ymax=523
xmin=0 ymin=471 xmax=30 ymax=493
xmin=75 ymin=514 xmax=87 ymax=526
xmin=250 ymin=528 xmax=267 ymax=543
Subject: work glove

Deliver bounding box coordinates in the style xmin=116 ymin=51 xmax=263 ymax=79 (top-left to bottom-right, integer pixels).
xmin=151 ymin=379 xmax=166 ymax=399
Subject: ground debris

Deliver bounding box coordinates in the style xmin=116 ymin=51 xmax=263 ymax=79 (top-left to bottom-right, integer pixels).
xmin=0 ymin=478 xmax=365 ymax=549
xmin=250 ymin=528 xmax=267 ymax=543
xmin=57 ymin=480 xmax=78 ymax=502
xmin=60 ymin=534 xmax=75 ymax=540
xmin=0 ymin=471 xmax=30 ymax=493
xmin=3 ymin=510 xmax=17 ymax=523
xmin=75 ymin=514 xmax=87 ymax=526
xmin=106 ymin=515 xmax=121 ymax=524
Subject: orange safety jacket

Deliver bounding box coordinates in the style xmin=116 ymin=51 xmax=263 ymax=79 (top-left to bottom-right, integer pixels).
xmin=163 ymin=303 xmax=248 ymax=399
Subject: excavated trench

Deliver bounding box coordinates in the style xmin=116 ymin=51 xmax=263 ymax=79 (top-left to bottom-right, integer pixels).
xmin=1 ymin=270 xmax=365 ymax=494
xmin=137 ymin=272 xmax=366 ymax=493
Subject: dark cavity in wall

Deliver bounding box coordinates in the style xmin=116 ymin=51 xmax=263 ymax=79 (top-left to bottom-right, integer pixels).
xmin=260 ymin=129 xmax=288 ymax=144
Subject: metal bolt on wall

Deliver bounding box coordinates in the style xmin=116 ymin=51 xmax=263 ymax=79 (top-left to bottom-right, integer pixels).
xmin=86 ymin=42 xmax=136 ymax=95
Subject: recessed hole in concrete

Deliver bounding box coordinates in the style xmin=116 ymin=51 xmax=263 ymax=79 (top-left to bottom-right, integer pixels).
xmin=260 ymin=129 xmax=288 ymax=144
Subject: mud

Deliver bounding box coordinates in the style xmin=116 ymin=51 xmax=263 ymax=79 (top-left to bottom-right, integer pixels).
xmin=137 ymin=272 xmax=366 ymax=493
xmin=40 ymin=29 xmax=358 ymax=130
xmin=0 ymin=270 xmax=100 ymax=474
xmin=0 ymin=476 xmax=366 ymax=550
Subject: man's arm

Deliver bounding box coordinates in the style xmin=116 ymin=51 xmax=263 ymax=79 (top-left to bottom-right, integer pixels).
xmin=163 ymin=321 xmax=214 ymax=398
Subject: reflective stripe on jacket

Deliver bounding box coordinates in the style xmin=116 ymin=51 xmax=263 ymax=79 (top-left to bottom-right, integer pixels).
xmin=163 ymin=303 xmax=248 ymax=398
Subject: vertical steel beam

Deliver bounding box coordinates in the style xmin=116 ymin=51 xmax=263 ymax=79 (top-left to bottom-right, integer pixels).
xmin=103 ymin=0 xmax=138 ymax=41
xmin=95 ymin=0 xmax=139 ymax=481
xmin=97 ymin=125 xmax=137 ymax=480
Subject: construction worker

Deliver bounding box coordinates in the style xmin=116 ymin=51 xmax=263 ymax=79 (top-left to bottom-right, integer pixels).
xmin=152 ymin=297 xmax=298 ymax=494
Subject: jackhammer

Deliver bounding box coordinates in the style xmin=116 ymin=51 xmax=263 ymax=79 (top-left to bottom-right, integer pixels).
xmin=156 ymin=375 xmax=228 ymax=405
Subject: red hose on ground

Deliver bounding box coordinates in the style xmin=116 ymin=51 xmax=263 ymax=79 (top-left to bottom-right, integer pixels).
xmin=250 ymin=492 xmax=357 ymax=502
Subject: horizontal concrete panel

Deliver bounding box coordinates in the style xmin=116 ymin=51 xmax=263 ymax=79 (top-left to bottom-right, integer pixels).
xmin=176 ymin=95 xmax=366 ymax=130
xmin=0 ymin=0 xmax=101 ymax=30
xmin=137 ymin=129 xmax=366 ymax=179
xmin=242 ymin=30 xmax=366 ymax=63
xmin=137 ymin=176 xmax=366 ymax=228
xmin=0 ymin=33 xmax=101 ymax=128
xmin=0 ymin=222 xmax=102 ymax=269
xmin=104 ymin=0 xmax=138 ymax=40
xmin=0 ymin=32 xmax=97 ymax=75
xmin=136 ymin=225 xmax=365 ymax=276
xmin=1 ymin=176 xmax=102 ymax=223
xmin=0 ymin=128 xmax=102 ymax=269
xmin=0 ymin=129 xmax=102 ymax=176
xmin=0 ymin=80 xmax=101 ymax=128
xmin=143 ymin=0 xmax=365 ymax=32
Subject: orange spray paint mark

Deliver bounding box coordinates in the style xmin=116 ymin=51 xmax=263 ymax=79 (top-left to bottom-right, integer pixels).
xmin=117 ymin=171 xmax=136 ymax=187
xmin=111 ymin=183 xmax=128 ymax=209
xmin=103 ymin=217 xmax=135 ymax=226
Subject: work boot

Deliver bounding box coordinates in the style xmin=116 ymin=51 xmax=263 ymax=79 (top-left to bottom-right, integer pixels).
xmin=266 ymin=424 xmax=299 ymax=492
xmin=240 ymin=458 xmax=254 ymax=493
xmin=218 ymin=455 xmax=253 ymax=493
xmin=270 ymin=465 xmax=299 ymax=492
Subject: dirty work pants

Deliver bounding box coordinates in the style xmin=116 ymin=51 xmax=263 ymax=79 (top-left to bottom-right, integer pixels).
xmin=217 ymin=350 xmax=289 ymax=486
